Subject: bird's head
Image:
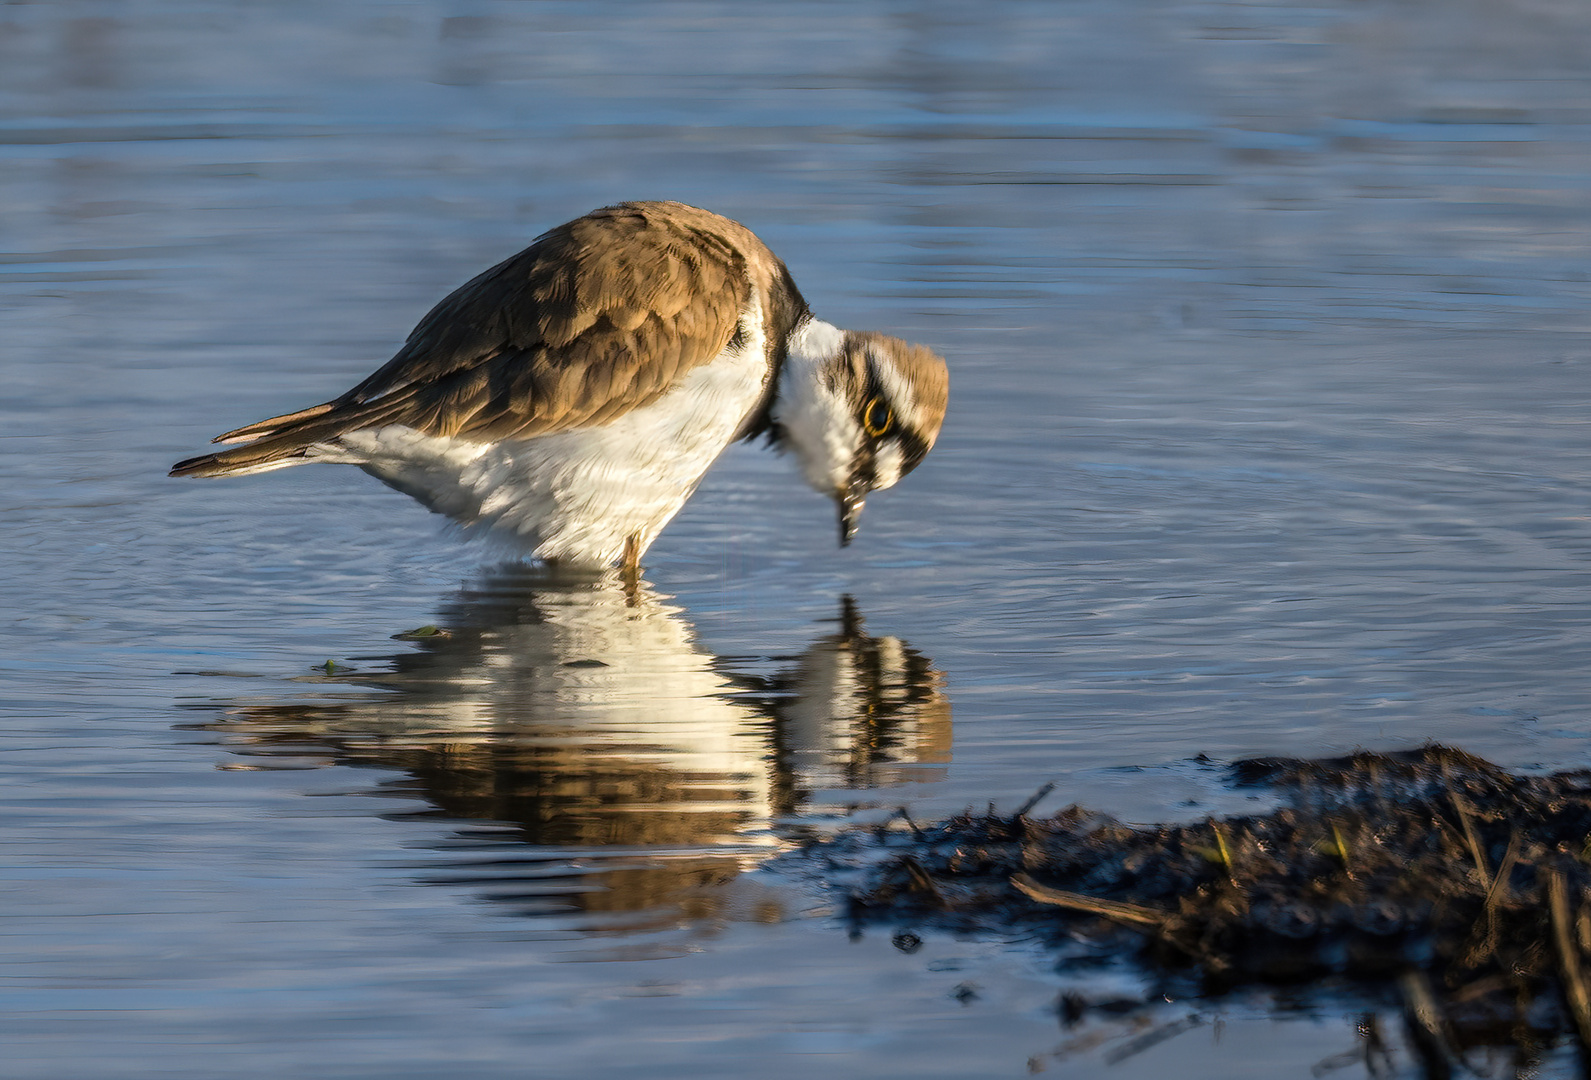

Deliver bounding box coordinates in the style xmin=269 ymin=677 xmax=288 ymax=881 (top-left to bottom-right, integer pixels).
xmin=773 ymin=319 xmax=949 ymax=546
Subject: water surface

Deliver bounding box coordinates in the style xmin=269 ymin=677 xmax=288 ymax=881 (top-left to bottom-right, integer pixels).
xmin=4 ymin=1 xmax=1591 ymax=1076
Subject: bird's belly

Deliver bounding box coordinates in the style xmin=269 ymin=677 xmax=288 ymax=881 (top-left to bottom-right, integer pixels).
xmin=343 ymin=343 xmax=769 ymax=567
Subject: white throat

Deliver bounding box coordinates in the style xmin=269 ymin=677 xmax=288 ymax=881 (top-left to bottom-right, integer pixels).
xmin=774 ymin=316 xmax=859 ymax=496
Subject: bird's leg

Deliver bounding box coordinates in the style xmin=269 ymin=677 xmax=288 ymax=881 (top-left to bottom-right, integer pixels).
xmin=620 ymin=533 xmax=642 ymax=604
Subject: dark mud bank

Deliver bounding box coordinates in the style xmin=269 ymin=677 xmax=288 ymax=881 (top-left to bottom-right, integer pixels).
xmin=793 ymin=746 xmax=1591 ymax=1068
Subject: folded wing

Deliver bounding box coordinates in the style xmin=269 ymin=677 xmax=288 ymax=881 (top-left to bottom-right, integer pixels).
xmin=171 ymin=202 xmax=766 ymax=478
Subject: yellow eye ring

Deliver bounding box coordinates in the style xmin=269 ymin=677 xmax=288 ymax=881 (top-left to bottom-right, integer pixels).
xmin=863 ymin=397 xmax=893 ymax=438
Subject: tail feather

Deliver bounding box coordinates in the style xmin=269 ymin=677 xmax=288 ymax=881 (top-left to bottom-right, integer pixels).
xmin=170 ymin=443 xmax=321 ymax=478
xmin=171 ymin=358 xmax=502 ymax=478
xmin=212 ymin=402 xmax=336 ymax=445
xmin=170 ymin=395 xmax=416 ymax=478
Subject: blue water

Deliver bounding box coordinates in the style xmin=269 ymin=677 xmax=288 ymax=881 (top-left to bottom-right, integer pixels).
xmin=5 ymin=2 xmax=1591 ymax=1076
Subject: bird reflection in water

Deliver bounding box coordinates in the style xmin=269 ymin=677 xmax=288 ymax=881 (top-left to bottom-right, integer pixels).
xmin=190 ymin=567 xmax=950 ymax=930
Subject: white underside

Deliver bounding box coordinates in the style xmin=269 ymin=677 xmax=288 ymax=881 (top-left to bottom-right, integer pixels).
xmin=316 ymin=312 xmax=770 ymax=568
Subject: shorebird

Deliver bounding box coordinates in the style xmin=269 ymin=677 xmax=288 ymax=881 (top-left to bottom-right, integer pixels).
xmin=171 ymin=201 xmax=949 ymax=572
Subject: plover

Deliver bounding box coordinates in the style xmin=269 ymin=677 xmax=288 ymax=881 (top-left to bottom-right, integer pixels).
xmin=171 ymin=201 xmax=949 ymax=571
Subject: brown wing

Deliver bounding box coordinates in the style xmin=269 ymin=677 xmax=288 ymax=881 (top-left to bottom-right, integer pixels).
xmin=171 ymin=202 xmax=776 ymax=478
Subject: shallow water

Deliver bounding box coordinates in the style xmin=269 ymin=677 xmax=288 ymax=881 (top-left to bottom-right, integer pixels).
xmin=5 ymin=1 xmax=1591 ymax=1076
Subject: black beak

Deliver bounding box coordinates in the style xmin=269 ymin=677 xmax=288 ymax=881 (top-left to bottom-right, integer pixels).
xmin=838 ymin=487 xmax=867 ymax=547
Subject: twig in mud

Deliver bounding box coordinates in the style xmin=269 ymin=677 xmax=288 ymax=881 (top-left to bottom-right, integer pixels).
xmin=1483 ymin=830 xmax=1520 ymax=914
xmin=900 ymin=855 xmax=942 ymax=903
xmin=1212 ymin=820 xmax=1238 ymax=887
xmin=1548 ymin=867 xmax=1591 ymax=1058
xmin=1012 ymin=782 xmax=1056 ymax=820
xmin=1443 ymin=762 xmax=1489 ymax=882
xmin=1399 ymin=970 xmax=1457 ymax=1080
xmin=1041 ymin=1014 xmax=1153 ymax=1066
xmin=1011 ymin=873 xmax=1167 ymax=929
xmin=1360 ymin=1014 xmax=1396 ymax=1080
xmin=1101 ymin=1013 xmax=1203 ymax=1066
xmin=1331 ymin=821 xmax=1352 ymax=876
xmin=895 ymin=806 xmax=926 ymax=841
xmin=1310 ymin=1044 xmax=1364 ymax=1078
xmin=1463 ymin=830 xmax=1524 ymax=967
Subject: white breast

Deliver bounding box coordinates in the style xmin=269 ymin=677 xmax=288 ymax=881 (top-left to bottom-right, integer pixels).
xmin=337 ymin=299 xmax=771 ymax=567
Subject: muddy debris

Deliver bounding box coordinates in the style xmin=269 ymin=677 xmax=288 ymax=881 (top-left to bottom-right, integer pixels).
xmin=805 ymin=746 xmax=1591 ymax=1062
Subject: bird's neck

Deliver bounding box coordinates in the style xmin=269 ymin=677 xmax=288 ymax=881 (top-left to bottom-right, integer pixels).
xmin=786 ymin=315 xmax=846 ymax=368
xmin=773 ymin=317 xmax=859 ymax=495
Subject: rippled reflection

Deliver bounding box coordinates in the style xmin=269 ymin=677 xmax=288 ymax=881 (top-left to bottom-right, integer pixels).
xmin=189 ymin=567 xmax=949 ymax=926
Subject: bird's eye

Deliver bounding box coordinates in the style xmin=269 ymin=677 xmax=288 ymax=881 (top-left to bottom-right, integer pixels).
xmin=862 ymin=397 xmax=893 ymax=438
